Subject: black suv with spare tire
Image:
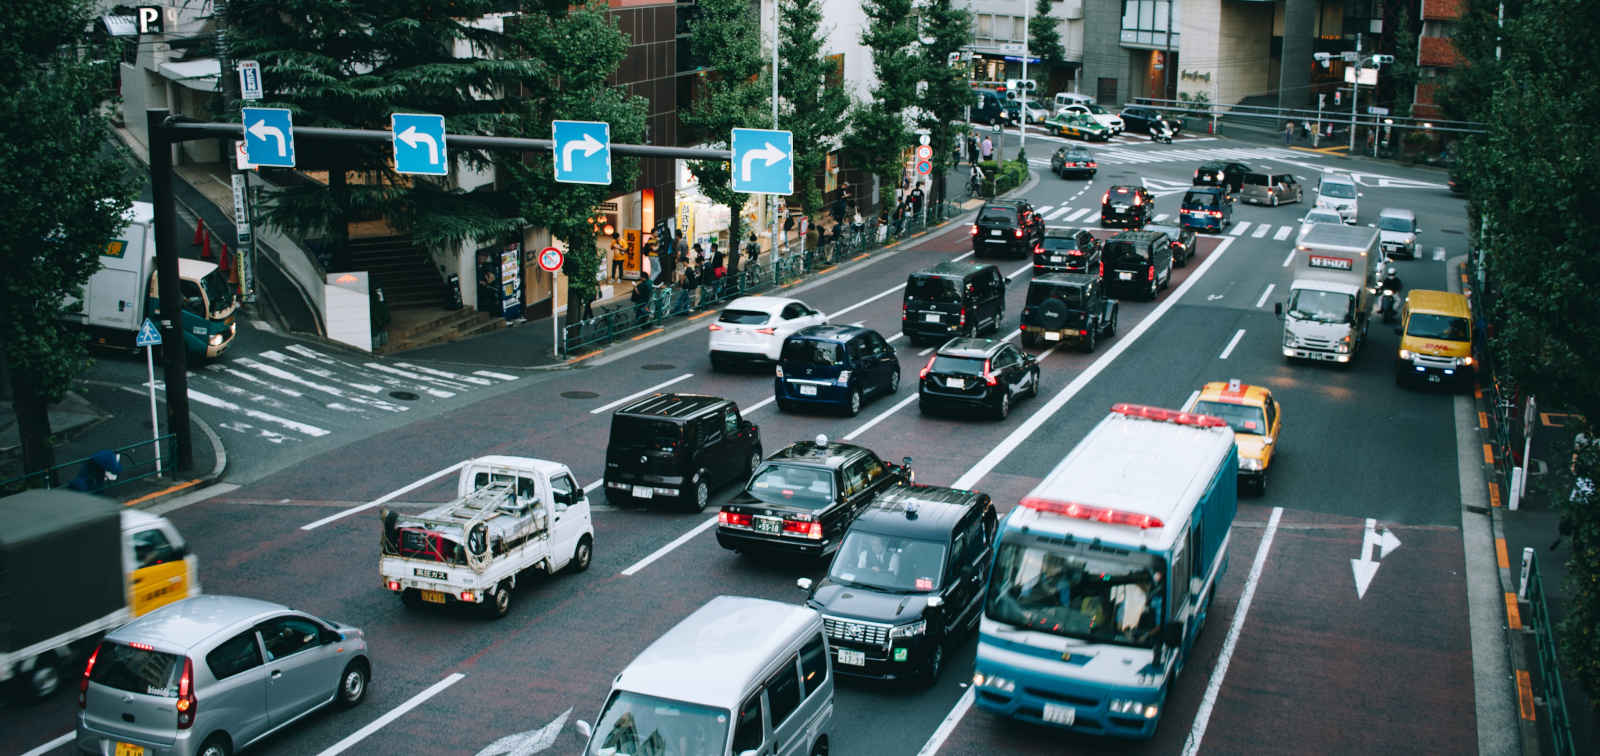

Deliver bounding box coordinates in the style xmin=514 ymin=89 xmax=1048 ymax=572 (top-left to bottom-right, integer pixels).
xmin=1020 ymin=273 xmax=1119 ymax=352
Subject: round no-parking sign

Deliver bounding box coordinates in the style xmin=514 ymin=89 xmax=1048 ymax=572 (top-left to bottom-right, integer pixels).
xmin=538 ymin=246 xmax=563 ymax=272
xmin=917 ymin=160 xmax=931 ymax=175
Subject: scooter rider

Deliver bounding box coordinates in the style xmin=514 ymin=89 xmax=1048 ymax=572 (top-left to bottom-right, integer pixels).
xmin=1380 ymin=264 xmax=1404 ymax=321
xmin=1149 ymin=117 xmax=1174 ymax=144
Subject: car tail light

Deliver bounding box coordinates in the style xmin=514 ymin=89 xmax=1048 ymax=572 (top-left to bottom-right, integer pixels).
xmin=175 ymin=657 xmax=196 ymax=729
xmin=774 ymin=365 xmax=784 ymax=378
xmin=719 ymin=511 xmax=752 ymax=528
xmin=1147 ymin=266 xmax=1155 ymax=281
xmin=1088 ymin=161 xmax=1097 ymax=168
xmin=1020 ymin=497 xmax=1165 ymax=529
xmin=959 ymin=308 xmax=967 ymax=326
xmin=1069 ymin=249 xmax=1082 ymax=256
xmin=1133 ymin=194 xmax=1143 ymax=206
xmin=754 ymin=327 xmax=775 ymax=335
xmin=1033 ymin=244 xmax=1042 ymax=255
xmin=79 ymin=644 xmax=101 ymax=708
xmin=707 ymin=323 xmax=723 ymax=331
xmin=982 ymin=360 xmax=998 ymax=386
xmin=969 ymin=225 xmax=979 ymax=236
xmin=1101 ymin=190 xmax=1110 ymax=204
xmin=1013 ymin=228 xmax=1023 ymax=238
xmin=1080 ymin=329 xmax=1089 ymax=336
xmin=782 ymin=519 xmax=824 ymax=539
xmin=385 ymin=579 xmax=401 ymax=591
xmin=459 ymin=590 xmax=476 ymax=602
xmin=919 ymin=355 xmax=935 ymax=379
xmin=1210 ymin=210 xmax=1222 ymax=218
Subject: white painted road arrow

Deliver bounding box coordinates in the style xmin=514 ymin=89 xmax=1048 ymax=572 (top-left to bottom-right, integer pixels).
xmin=1351 ymin=517 xmax=1402 ymax=599
xmin=247 ymin=118 xmax=287 ymax=157
xmin=474 ymin=707 xmax=571 ymax=755
xmin=397 ymin=125 xmax=440 ymax=164
xmin=740 ymin=141 xmax=789 ymax=182
xmin=561 ymin=133 xmax=604 ymax=172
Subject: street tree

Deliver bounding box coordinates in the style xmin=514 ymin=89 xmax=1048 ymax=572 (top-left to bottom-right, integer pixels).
xmin=779 ymin=0 xmax=851 ymax=226
xmin=0 ymin=0 xmax=139 ymax=481
xmin=680 ymin=0 xmax=770 ymax=273
xmin=916 ymin=0 xmax=975 ymax=208
xmin=847 ymin=0 xmax=922 ymax=210
xmin=1029 ymin=0 xmax=1067 ymax=74
xmin=1383 ymin=5 xmax=1419 ymax=118
xmin=495 ymin=0 xmax=647 ymax=325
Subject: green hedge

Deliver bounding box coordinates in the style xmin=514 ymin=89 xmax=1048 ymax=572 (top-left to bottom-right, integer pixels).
xmin=977 ymin=158 xmax=1029 ymax=197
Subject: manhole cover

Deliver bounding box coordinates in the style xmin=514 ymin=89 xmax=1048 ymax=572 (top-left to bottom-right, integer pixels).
xmin=1442 ymin=228 xmax=1464 ymax=235
xmin=388 ymin=391 xmax=419 ymax=401
xmin=641 ymin=363 xmax=675 ymax=371
xmin=562 ymin=391 xmax=599 ymax=399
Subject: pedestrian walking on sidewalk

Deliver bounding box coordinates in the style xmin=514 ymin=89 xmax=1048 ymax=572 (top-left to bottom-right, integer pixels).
xmin=981 ymin=135 xmax=993 ymax=162
xmin=610 ymin=239 xmax=626 ymax=280
xmin=1284 ymin=120 xmax=1295 ymax=145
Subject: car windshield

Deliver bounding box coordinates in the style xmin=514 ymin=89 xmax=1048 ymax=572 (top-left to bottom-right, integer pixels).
xmin=1184 ymin=192 xmax=1217 ymax=208
xmin=610 ymin=417 xmax=681 ymax=452
xmin=979 ymin=207 xmax=1016 ymax=223
xmin=1087 ymin=103 xmax=1110 ymax=115
xmin=90 ymin=642 xmax=182 ymax=697
xmin=1305 ymin=211 xmax=1342 ymax=224
xmin=1321 ymin=182 xmax=1357 ymax=199
xmin=1041 ymin=236 xmax=1083 ymax=251
xmin=1285 ymin=289 xmax=1354 ymax=323
xmin=829 ymin=532 xmax=948 ymax=593
xmin=905 ymin=276 xmax=960 ymax=302
xmin=718 ymin=309 xmax=771 ymax=325
xmin=931 ymin=355 xmax=986 ymax=375
xmin=584 ymin=690 xmax=729 ymax=756
xmin=1406 ymin=313 xmax=1471 ymax=341
xmin=198 ymin=270 xmax=234 ymax=316
xmin=1027 ymin=285 xmax=1088 ymax=308
xmin=1378 ymin=216 xmax=1414 ymax=232
xmin=780 ymin=338 xmax=842 ymax=366
xmin=1066 ymin=150 xmax=1091 ymax=160
xmin=985 ymin=539 xmax=1164 ymax=648
xmin=746 ymin=463 xmax=835 ymax=509
xmin=1103 ymin=240 xmax=1147 ymax=263
xmin=1190 ymin=399 xmax=1268 ymax=435
xmin=1146 ymin=225 xmax=1181 ymax=239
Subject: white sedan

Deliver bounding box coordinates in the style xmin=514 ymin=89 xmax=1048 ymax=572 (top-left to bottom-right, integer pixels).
xmin=1296 ymin=208 xmax=1346 ymax=242
xmin=1056 ymin=103 xmax=1125 ymax=134
xmin=708 ymin=296 xmax=827 ymax=369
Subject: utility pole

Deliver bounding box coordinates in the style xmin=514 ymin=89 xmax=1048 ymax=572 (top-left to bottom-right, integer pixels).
xmin=1019 ymin=0 xmax=1030 ymax=157
xmin=1163 ymin=0 xmax=1173 ymax=102
xmin=770 ymin=0 xmax=781 ymax=261
xmin=1348 ymin=34 xmax=1362 ymax=153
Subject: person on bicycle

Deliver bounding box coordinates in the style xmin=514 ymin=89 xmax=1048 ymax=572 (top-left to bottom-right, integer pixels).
xmin=969 ymin=162 xmax=985 ymax=195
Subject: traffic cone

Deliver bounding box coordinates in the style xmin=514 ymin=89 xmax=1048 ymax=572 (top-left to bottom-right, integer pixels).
xmin=192 ymin=218 xmax=205 ymax=246
xmin=200 ymin=232 xmax=213 ymax=260
xmin=219 ymin=242 xmax=231 ymax=272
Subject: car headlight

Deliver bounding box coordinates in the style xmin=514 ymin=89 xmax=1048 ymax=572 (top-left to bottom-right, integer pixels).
xmin=1240 ymin=457 xmax=1263 ymax=471
xmin=837 ymin=370 xmax=851 ymax=385
xmin=972 ymin=673 xmax=1016 ymax=693
xmin=1283 ymin=333 xmax=1297 ymax=348
xmin=1108 ymin=699 xmax=1158 ymax=718
xmin=1459 ymin=356 xmax=1474 ymax=367
xmin=1336 ymin=338 xmax=1351 ymax=354
xmin=890 ymin=620 xmax=927 ymax=639
xmin=208 ymin=333 xmax=224 ymax=347
xmin=1398 ymin=348 xmax=1412 ymax=360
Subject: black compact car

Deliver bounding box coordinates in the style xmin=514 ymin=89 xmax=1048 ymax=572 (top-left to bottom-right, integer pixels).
xmin=1050 ymin=146 xmax=1097 ymax=179
xmin=1033 ymin=227 xmax=1100 ymax=275
xmin=1194 ymin=161 xmax=1251 ymax=194
xmin=970 ymin=200 xmax=1045 ymax=258
xmin=1103 ymin=229 xmax=1174 ymax=300
xmin=901 ymin=262 xmax=1007 ymax=346
xmin=799 ymin=485 xmax=997 ymax=685
xmin=917 ymin=338 xmax=1040 ymax=419
xmin=1120 ymin=105 xmax=1182 ymax=136
xmin=1144 ymin=222 xmax=1197 ymax=267
xmin=1100 ymin=185 xmax=1154 ymax=228
xmin=1020 ymin=273 xmax=1118 ymax=352
xmin=605 ymin=393 xmax=763 ymax=512
xmin=775 ymin=325 xmax=900 ymax=417
xmin=717 ymin=437 xmax=911 ymax=559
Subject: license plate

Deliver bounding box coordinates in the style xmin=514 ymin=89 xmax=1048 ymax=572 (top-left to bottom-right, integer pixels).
xmin=990 ymin=229 xmax=1002 ymax=236
xmin=1042 ymin=703 xmax=1077 ymax=726
xmin=837 ymin=648 xmax=866 ymax=666
xmin=1118 ymin=271 xmax=1133 ymax=281
xmin=946 ymin=377 xmax=965 ymax=389
xmin=413 ymin=568 xmax=447 ymax=580
xmin=1428 ymin=375 xmax=1441 ymax=383
xmin=924 ymin=313 xmax=941 ymax=323
xmin=755 ymin=516 xmax=782 ymax=534
xmin=1050 ymin=255 xmax=1064 ymax=262
xmin=1044 ymin=332 xmax=1060 ymax=341
xmin=1113 ymin=205 xmax=1128 ymax=212
xmin=115 ymin=744 xmax=145 ymax=756
xmin=421 ymin=590 xmax=448 ymax=604
xmin=799 ymin=384 xmax=818 ymax=396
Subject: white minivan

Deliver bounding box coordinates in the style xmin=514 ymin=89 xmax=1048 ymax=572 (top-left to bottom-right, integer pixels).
xmin=578 ymin=596 xmax=833 ymax=756
xmin=1314 ymin=174 xmax=1363 ymax=224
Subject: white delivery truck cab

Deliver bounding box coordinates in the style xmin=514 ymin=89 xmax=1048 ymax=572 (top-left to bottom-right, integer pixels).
xmin=379 ymin=456 xmax=594 ymax=618
xmin=973 ymin=403 xmax=1238 ymax=739
xmin=1274 ymin=223 xmax=1381 ymax=364
xmin=62 ymin=201 xmax=239 ymax=360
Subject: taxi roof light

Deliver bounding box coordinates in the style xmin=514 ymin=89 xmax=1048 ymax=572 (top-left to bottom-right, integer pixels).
xmin=1110 ymin=402 xmax=1228 ymax=428
xmin=1020 ymin=497 xmax=1165 ymax=529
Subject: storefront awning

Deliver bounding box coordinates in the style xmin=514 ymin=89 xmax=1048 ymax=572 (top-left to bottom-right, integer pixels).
xmin=157 ymin=58 xmax=221 ymax=92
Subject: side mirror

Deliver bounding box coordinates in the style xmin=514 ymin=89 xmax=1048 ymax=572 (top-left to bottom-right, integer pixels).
xmin=1273 ymin=302 xmax=1284 ymax=318
xmin=797 ymin=577 xmax=814 ymax=592
xmin=926 ymin=596 xmax=944 ymax=608
xmin=1416 ymin=227 xmax=1423 ymax=233
xmin=575 ymin=720 xmax=593 ymax=740
xmin=1263 ymin=437 xmax=1274 ymax=445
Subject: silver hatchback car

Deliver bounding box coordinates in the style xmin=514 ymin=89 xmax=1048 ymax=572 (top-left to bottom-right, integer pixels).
xmin=76 ymin=595 xmax=369 ymax=756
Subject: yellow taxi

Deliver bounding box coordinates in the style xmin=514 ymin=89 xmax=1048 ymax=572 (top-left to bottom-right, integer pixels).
xmin=1184 ymin=379 xmax=1281 ymax=495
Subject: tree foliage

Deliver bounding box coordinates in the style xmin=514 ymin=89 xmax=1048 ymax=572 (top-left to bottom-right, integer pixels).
xmin=1029 ymin=0 xmax=1067 ymax=71
xmin=778 ymin=0 xmax=851 ymax=219
xmin=1385 ymin=5 xmax=1418 ymax=117
xmin=916 ymin=0 xmax=974 ymax=207
xmin=0 ymin=0 xmax=139 ymax=477
xmin=847 ymin=0 xmax=921 ymax=209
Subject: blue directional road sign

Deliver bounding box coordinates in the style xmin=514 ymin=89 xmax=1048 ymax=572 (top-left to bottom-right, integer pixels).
xmin=136 ymin=318 xmax=162 ymax=347
xmin=552 ymin=120 xmax=612 ymax=185
xmin=392 ymin=113 xmax=448 ymax=176
xmin=731 ymin=128 xmax=794 ymax=195
xmin=241 ymin=107 xmax=295 ymax=168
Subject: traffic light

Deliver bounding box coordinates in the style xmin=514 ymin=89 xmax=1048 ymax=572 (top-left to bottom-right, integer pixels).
xmin=948 ymin=52 xmax=960 ymax=66
xmin=1334 ymin=90 xmax=1342 ymax=106
xmin=1005 ymin=78 xmax=1037 ymax=94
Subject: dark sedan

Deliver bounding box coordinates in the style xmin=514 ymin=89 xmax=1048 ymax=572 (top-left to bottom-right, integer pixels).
xmin=1050 ymin=146 xmax=1098 ymax=179
xmin=716 ymin=438 xmax=910 ymax=559
xmin=1120 ymin=105 xmax=1183 ymax=136
xmin=1144 ymin=222 xmax=1197 ymax=267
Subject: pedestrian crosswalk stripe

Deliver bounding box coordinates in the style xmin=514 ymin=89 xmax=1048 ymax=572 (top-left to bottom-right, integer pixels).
xmin=1274 ymin=226 xmax=1294 ymax=241
xmin=1046 ymin=206 xmax=1074 ymax=220
xmin=1229 ymin=222 xmax=1251 ymax=236
xmin=1154 ymin=214 xmax=1169 ymax=222
xmin=1433 ymin=246 xmax=1447 ymax=261
xmin=1065 ymin=208 xmax=1092 ymax=222
xmin=1089 ymin=146 xmax=1304 ymax=167
xmin=185 ymin=387 xmax=333 ymax=437
xmin=395 ymin=362 xmax=495 ymax=386
xmin=474 ymin=370 xmax=519 ymax=381
xmin=285 ymin=344 xmax=458 ymax=397
xmin=235 ymin=356 xmax=410 ymax=412
xmin=1251 ymin=224 xmax=1270 ymax=238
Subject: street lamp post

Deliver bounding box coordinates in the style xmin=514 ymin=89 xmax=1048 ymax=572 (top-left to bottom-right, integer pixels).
xmin=1019 ymin=2 xmax=1030 ymax=157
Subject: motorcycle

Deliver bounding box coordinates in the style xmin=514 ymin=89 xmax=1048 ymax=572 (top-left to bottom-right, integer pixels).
xmin=1379 ymin=284 xmax=1401 ymax=323
xmin=1149 ymin=119 xmax=1174 ymax=144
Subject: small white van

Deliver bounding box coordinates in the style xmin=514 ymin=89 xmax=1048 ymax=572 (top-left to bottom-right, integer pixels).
xmin=1314 ymin=174 xmax=1363 ymax=224
xmin=1053 ymin=91 xmax=1096 ymax=113
xmin=578 ymin=596 xmax=833 ymax=756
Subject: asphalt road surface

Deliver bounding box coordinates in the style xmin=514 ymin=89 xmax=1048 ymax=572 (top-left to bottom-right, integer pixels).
xmin=7 ymin=140 xmax=1481 ymax=756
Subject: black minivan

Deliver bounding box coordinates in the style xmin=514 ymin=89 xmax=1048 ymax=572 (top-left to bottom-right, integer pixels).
xmin=1102 ymin=229 xmax=1173 ymax=300
xmin=775 ymin=325 xmax=901 ymax=417
xmin=604 ymin=393 xmax=763 ymax=512
xmin=901 ymin=262 xmax=1007 ymax=346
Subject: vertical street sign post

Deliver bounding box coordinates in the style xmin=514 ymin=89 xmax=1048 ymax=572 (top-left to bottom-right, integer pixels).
xmin=551 ymin=120 xmax=613 ymax=185
xmin=241 ymin=107 xmax=296 ymax=167
xmin=231 ymin=172 xmax=253 ymax=302
xmin=136 ymin=318 xmax=164 ymax=476
xmin=391 ymin=113 xmax=449 ymax=176
xmin=237 ymin=60 xmax=262 ymax=101
xmin=538 ymin=247 xmax=564 ymax=357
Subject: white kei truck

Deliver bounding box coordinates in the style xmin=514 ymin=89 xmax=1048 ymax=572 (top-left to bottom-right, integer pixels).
xmin=1273 ymin=223 xmax=1382 ymax=364
xmin=379 ymin=456 xmax=595 ymax=618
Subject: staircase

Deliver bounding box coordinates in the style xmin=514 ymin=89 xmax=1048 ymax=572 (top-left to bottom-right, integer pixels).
xmin=342 ymin=235 xmax=443 ymax=310
xmin=380 ymin=307 xmax=507 ymax=353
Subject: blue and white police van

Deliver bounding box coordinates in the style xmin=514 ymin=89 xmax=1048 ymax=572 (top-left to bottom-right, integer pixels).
xmin=971 ymin=402 xmax=1238 ymax=738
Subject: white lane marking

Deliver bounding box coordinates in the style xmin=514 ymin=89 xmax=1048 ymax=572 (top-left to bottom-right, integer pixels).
xmin=589 ymin=373 xmax=695 ymax=415
xmin=1273 ymin=225 xmax=1293 ymax=241
xmin=318 ymin=673 xmax=467 ymax=756
xmin=474 ymin=369 xmax=520 ymax=381
xmin=249 ymin=319 xmax=277 ymax=333
xmin=1183 ymin=389 xmax=1200 ymax=411
xmin=1251 ymin=224 xmax=1270 ymax=238
xmin=1281 ymin=248 xmax=1296 ymax=267
xmin=1433 ymin=246 xmax=1446 ymax=261
xmin=620 ymin=516 xmax=719 ymax=576
xmin=1007 ymin=263 xmax=1031 ymax=280
xmin=827 ymin=282 xmax=907 ymax=321
xmin=1064 ymin=207 xmax=1092 ymax=222
xmin=1154 ymin=213 xmax=1169 ymax=222
xmin=126 ymin=386 xmax=331 ymax=437
xmin=288 ymin=344 xmax=460 ymax=396
xmin=843 ymin=393 xmax=919 ymax=441
xmin=583 ymin=479 xmax=603 ymax=493
xmin=1218 ymin=329 xmax=1246 ymax=360
xmin=473 ymin=707 xmax=572 ymax=756
xmin=301 ymin=460 xmax=469 ymax=530
xmin=1181 ymin=507 xmax=1283 ymax=756
xmin=216 ymin=365 xmax=303 ymax=398
xmin=887 ymin=332 xmax=904 ymax=344
xmin=236 ymin=358 xmax=408 ymax=411
xmin=358 ymin=362 xmax=461 ymax=397
xmin=916 ymin=689 xmax=975 ymax=756
xmin=1046 ymin=205 xmax=1074 ymax=220
xmin=19 ymin=732 xmax=71 ymax=756
xmin=952 ymin=251 xmax=975 ymax=262
xmin=1035 ymin=205 xmax=1054 ymax=216
xmin=743 ymin=395 xmax=778 ymax=414
xmin=848 ymin=321 xmax=865 ymax=327
xmin=918 ymin=344 xmax=936 ymax=357
xmin=1255 ymin=283 xmax=1276 ymax=309
xmin=396 ymin=362 xmax=494 ymax=386
xmin=1229 ymin=221 xmax=1251 ymax=236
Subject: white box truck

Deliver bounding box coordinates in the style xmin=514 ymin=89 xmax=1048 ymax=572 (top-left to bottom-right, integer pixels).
xmin=1274 ymin=223 xmax=1381 ymax=364
xmin=62 ymin=201 xmax=239 ymax=361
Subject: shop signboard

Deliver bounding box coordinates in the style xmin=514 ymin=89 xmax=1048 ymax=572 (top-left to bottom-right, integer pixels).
xmin=501 ymin=242 xmax=524 ymax=320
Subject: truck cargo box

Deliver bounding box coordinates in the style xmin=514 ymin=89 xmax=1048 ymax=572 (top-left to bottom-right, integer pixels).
xmin=0 ymin=490 xmax=125 ymax=654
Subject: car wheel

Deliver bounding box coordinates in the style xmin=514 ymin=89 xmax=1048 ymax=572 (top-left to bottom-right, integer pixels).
xmin=1147 ymin=275 xmax=1158 ymax=301
xmin=21 ymin=653 xmax=62 ymax=699
xmin=846 ymin=389 xmax=862 ymax=417
xmin=487 ymin=582 xmax=512 ymax=619
xmin=888 ymin=369 xmax=900 ymax=394
xmin=567 ymin=535 xmax=593 ymax=573
xmin=1256 ymin=474 xmax=1268 ymax=497
xmin=198 ymin=735 xmax=232 ymax=756
xmin=1271 ymin=194 xmax=1279 ymax=208
xmin=1081 ymin=325 xmax=1097 ymax=353
xmin=995 ymin=390 xmax=1011 ymax=420
xmin=336 ymin=660 xmax=369 ymax=708
xmin=811 ymin=738 xmax=830 ymax=756
xmin=400 ymin=589 xmax=423 ymax=609
xmin=686 ymin=477 xmax=710 ymax=513
xmin=744 ymin=447 xmax=762 ymax=478
xmin=1106 ymin=310 xmax=1119 ymax=338
xmin=1026 ymin=368 xmax=1040 ymax=398
xmin=776 ymin=397 xmax=793 ymax=413
xmin=709 ymin=354 xmax=725 ymax=372
xmin=918 ymin=396 xmax=933 ymax=416
xmin=920 ymin=642 xmax=945 ymax=687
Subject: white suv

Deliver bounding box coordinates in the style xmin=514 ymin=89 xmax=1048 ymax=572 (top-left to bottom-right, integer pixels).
xmin=708 ymin=296 xmax=827 ymax=370
xmin=1314 ymin=175 xmax=1362 ymax=224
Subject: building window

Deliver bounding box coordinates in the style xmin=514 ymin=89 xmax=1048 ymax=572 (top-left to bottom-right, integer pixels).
xmin=1012 ymin=16 xmax=1026 ymax=43
xmin=976 ymin=14 xmax=993 ymax=42
xmin=1120 ymin=0 xmax=1180 ymax=48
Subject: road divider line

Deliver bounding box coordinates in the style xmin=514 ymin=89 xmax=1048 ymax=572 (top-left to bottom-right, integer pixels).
xmin=1254 ymin=283 xmax=1275 ymax=308
xmin=844 ymin=393 xmax=919 ymax=441
xmin=1184 ymin=389 xmax=1200 ymax=410
xmin=1007 ymin=263 xmax=1030 ymax=280
xmin=916 ymin=688 xmax=975 ymax=756
xmin=744 ymin=395 xmax=778 ymax=414
xmin=953 ymin=251 xmax=975 ymax=262
xmin=828 ymin=282 xmax=907 ymax=321
xmin=584 ymin=479 xmax=603 ymax=494
xmin=20 ymin=732 xmax=72 ymax=756
xmin=1180 ymin=506 xmax=1283 ymax=756
xmin=1218 ymin=329 xmax=1246 ymax=360
xmin=589 ymin=373 xmax=694 ymax=415
xmin=1273 ymin=225 xmax=1293 ymax=241
xmin=1281 ymin=249 xmax=1296 ymax=267
xmin=620 ymin=516 xmax=719 ymax=576
xmin=318 ymin=673 xmax=466 ymax=756
xmin=302 ymin=460 xmax=468 ymax=531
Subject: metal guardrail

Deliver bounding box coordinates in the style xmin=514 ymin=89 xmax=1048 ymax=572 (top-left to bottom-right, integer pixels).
xmin=560 ymin=201 xmax=961 ymax=356
xmin=1520 ymin=547 xmax=1577 ymax=756
xmin=0 ymin=434 xmax=175 ymax=495
xmin=1128 ymin=96 xmax=1487 ymax=139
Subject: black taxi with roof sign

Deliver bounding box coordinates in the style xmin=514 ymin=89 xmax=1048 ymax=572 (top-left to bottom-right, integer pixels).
xmin=717 ymin=436 xmax=911 ymax=559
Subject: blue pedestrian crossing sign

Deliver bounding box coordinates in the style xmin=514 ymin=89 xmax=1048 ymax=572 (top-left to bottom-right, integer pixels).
xmin=391 ymin=113 xmax=448 ymax=176
xmin=136 ymin=318 xmax=162 ymax=347
xmin=731 ymin=128 xmax=793 ymax=195
xmin=242 ymin=107 xmax=295 ymax=168
xmin=552 ymin=120 xmax=612 ymax=185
